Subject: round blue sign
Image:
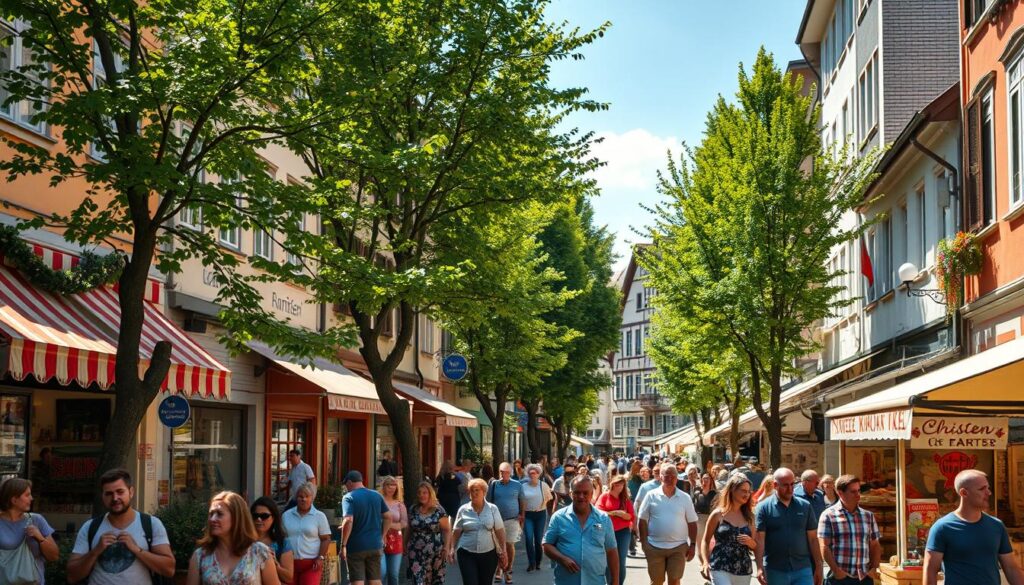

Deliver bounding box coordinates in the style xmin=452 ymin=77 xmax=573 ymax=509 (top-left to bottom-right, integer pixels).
xmin=158 ymin=395 xmax=191 ymax=428
xmin=441 ymin=354 xmax=468 ymax=381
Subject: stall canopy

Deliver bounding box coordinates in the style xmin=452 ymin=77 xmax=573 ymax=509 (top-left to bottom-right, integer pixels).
xmin=703 ymin=351 xmax=879 ymax=445
xmin=827 ymin=336 xmax=1024 ymax=421
xmin=248 ymin=341 xmax=385 ymax=414
xmin=393 ymin=381 xmax=478 ymax=428
xmin=0 ymin=264 xmax=231 ymax=398
xmin=641 ymin=424 xmax=699 ymax=450
xmin=570 ymin=435 xmax=594 ymax=447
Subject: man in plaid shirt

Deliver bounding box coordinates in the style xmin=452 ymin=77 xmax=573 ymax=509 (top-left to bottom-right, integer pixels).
xmin=817 ymin=475 xmax=881 ymax=585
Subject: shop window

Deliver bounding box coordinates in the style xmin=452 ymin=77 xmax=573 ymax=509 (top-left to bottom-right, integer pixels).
xmin=172 ymin=406 xmax=243 ymax=500
xmin=0 ymin=394 xmax=28 ymax=483
xmin=270 ymin=419 xmax=310 ymax=504
xmin=375 ymin=423 xmax=396 ymax=477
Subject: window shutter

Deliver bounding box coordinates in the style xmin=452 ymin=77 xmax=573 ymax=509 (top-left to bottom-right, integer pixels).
xmin=965 ymin=96 xmax=984 ymax=231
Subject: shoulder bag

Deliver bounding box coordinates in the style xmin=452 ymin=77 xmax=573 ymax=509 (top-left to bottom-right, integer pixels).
xmin=0 ymin=513 xmax=41 ymax=585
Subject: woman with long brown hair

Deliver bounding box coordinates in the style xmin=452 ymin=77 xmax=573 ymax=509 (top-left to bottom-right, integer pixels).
xmin=187 ymin=491 xmax=280 ymax=585
xmin=700 ymin=475 xmax=756 ymax=585
xmin=596 ymin=475 xmax=635 ymax=585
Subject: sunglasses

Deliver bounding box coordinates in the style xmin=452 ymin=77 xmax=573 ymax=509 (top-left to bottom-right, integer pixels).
xmin=252 ymin=512 xmax=272 ymax=521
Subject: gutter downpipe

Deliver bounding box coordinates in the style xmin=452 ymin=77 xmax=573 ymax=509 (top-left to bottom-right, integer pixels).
xmin=909 ymin=130 xmax=962 ymax=352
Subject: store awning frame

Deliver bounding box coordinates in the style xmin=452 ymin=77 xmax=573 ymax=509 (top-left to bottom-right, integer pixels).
xmin=393 ymin=381 xmax=477 ymax=428
xmin=570 ymin=435 xmax=593 ymax=447
xmin=248 ymin=341 xmax=385 ymax=415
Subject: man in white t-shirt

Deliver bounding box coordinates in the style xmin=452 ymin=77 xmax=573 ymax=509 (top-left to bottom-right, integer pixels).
xmin=638 ymin=463 xmax=699 ymax=585
xmin=68 ymin=468 xmax=175 ymax=585
xmin=285 ymin=449 xmax=316 ymax=509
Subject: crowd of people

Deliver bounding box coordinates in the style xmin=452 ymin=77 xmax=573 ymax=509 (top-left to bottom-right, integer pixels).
xmin=1 ymin=450 xmax=1021 ymax=585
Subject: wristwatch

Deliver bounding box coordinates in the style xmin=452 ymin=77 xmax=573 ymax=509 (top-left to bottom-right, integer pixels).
xmin=318 ymin=555 xmax=325 ymax=560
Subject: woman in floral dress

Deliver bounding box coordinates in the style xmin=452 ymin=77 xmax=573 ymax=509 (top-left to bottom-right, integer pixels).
xmin=407 ymin=482 xmax=453 ymax=585
xmin=187 ymin=491 xmax=280 ymax=585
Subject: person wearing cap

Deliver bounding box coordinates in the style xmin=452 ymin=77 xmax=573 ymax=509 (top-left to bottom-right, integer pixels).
xmin=283 ymin=481 xmax=331 ymax=585
xmin=340 ymin=470 xmax=392 ymax=585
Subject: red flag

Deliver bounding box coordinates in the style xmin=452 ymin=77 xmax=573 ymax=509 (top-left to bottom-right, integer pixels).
xmin=860 ymin=237 xmax=874 ymax=287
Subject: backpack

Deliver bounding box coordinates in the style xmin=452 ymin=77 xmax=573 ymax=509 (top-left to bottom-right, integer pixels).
xmin=85 ymin=512 xmax=174 ymax=585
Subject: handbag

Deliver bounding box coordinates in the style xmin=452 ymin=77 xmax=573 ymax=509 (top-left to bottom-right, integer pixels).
xmin=0 ymin=513 xmax=40 ymax=585
xmin=384 ymin=529 xmax=404 ymax=554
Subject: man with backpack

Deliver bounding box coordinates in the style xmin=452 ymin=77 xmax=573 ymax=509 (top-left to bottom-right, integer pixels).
xmin=67 ymin=468 xmax=176 ymax=584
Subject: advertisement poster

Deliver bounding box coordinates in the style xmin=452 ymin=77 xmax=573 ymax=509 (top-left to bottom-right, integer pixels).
xmin=906 ymin=499 xmax=939 ymax=564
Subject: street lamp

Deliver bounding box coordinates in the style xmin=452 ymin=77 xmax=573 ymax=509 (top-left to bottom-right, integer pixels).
xmin=898 ymin=262 xmax=946 ymax=305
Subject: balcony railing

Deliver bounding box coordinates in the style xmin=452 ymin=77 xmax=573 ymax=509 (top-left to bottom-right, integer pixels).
xmin=638 ymin=393 xmax=669 ymax=410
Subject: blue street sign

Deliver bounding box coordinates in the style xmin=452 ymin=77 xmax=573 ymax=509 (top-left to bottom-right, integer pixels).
xmin=442 ymin=354 xmax=469 ymax=381
xmin=158 ymin=395 xmax=191 ymax=428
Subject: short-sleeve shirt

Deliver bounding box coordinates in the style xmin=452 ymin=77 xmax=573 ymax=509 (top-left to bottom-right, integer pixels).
xmin=794 ymin=484 xmax=828 ymax=521
xmin=453 ymin=502 xmax=504 ymax=554
xmin=72 ymin=512 xmax=171 ymax=585
xmin=633 ymin=478 xmax=661 ymax=509
xmin=341 ymin=487 xmax=388 ymax=554
xmin=542 ymin=505 xmax=617 ymax=585
xmin=755 ymin=494 xmax=817 ymax=571
xmin=0 ymin=513 xmax=55 ymax=585
xmin=637 ymin=487 xmax=698 ymax=549
xmin=520 ymin=480 xmax=550 ymax=512
xmin=288 ymin=461 xmax=315 ymax=500
xmin=282 ymin=506 xmax=331 ymax=560
xmin=817 ymin=503 xmax=880 ymax=579
xmin=595 ymin=492 xmax=635 ymax=533
xmin=926 ymin=512 xmax=1012 ymax=585
xmin=487 ymin=479 xmax=523 ymax=520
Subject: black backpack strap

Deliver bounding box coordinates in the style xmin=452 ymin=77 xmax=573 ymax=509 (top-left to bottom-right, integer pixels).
xmin=140 ymin=512 xmax=154 ymax=548
xmin=86 ymin=514 xmax=106 ymax=551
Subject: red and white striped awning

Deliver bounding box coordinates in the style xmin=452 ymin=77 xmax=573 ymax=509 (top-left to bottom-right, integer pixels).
xmin=0 ymin=265 xmax=230 ymax=398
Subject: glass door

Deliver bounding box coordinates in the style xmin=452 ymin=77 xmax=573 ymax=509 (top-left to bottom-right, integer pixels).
xmin=270 ymin=419 xmax=310 ymax=504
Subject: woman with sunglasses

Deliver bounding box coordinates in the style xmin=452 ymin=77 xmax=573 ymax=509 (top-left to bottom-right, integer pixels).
xmin=251 ymin=497 xmax=294 ymax=584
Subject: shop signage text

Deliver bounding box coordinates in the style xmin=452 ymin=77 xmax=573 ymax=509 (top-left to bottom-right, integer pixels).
xmin=910 ymin=416 xmax=1008 ymax=450
xmin=271 ymin=292 xmax=303 ymax=317
xmin=327 ymin=394 xmax=386 ymax=415
xmin=158 ymin=395 xmax=191 ymax=428
xmin=442 ymin=354 xmax=468 ymax=381
xmin=829 ymin=408 xmax=913 ymax=441
xmin=933 ymin=451 xmax=977 ymax=487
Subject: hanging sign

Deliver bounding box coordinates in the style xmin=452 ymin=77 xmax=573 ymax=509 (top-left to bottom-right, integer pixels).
xmin=158 ymin=395 xmax=191 ymax=428
xmin=828 ymin=408 xmax=913 ymax=441
xmin=910 ymin=416 xmax=1008 ymax=450
xmin=441 ymin=354 xmax=468 ymax=381
xmin=933 ymin=451 xmax=978 ymax=487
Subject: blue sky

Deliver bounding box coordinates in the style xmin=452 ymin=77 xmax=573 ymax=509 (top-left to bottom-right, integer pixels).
xmin=545 ymin=1 xmax=808 ymax=272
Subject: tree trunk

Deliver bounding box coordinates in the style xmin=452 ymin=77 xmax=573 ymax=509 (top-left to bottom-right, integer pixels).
xmin=728 ymin=381 xmax=743 ymax=462
xmin=524 ymin=401 xmax=541 ymax=463
xmin=491 ymin=414 xmax=506 ymax=469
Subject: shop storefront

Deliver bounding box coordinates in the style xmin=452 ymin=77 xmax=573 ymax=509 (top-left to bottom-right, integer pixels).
xmin=826 ymin=336 xmax=1024 ymax=582
xmin=393 ymin=381 xmax=476 ymax=478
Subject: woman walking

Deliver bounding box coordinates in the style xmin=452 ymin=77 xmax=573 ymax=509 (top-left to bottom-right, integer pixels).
xmin=282 ymin=483 xmax=330 ymax=585
xmin=589 ymin=470 xmax=604 ymax=504
xmin=519 ymin=463 xmax=551 ymax=573
xmin=251 ymin=497 xmax=294 ymax=583
xmin=435 ymin=461 xmax=462 ymax=521
xmin=751 ymin=475 xmax=775 ymax=505
xmin=626 ymin=461 xmax=644 ymax=502
xmin=452 ymin=478 xmax=506 ymax=584
xmin=596 ymin=475 xmax=634 ymax=585
xmin=187 ymin=491 xmax=280 ymax=585
xmin=407 ymin=482 xmax=452 ymax=585
xmin=700 ymin=475 xmax=756 ymax=585
xmin=378 ymin=476 xmax=407 ymax=585
xmin=0 ymin=478 xmax=58 ymax=584
xmin=820 ymin=474 xmax=838 ymax=506
xmin=512 ymin=460 xmax=525 ymax=481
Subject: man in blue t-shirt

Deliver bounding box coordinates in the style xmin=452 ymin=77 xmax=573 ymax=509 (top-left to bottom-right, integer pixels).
xmin=925 ymin=469 xmax=1024 ymax=585
xmin=754 ymin=467 xmax=822 ymax=585
xmin=340 ymin=470 xmax=391 ymax=585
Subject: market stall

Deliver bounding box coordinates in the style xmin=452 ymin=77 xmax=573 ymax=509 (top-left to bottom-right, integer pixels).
xmin=825 ymin=337 xmax=1024 ymax=584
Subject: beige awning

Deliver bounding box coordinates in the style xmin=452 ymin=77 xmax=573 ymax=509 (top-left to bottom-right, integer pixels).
xmin=570 ymin=435 xmax=594 ymax=447
xmin=393 ymin=381 xmax=478 ymax=427
xmin=248 ymin=341 xmax=386 ymax=415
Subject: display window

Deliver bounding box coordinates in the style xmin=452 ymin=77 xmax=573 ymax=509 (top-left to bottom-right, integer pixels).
xmin=0 ymin=394 xmax=28 ymax=482
xmin=172 ymin=405 xmax=244 ymax=499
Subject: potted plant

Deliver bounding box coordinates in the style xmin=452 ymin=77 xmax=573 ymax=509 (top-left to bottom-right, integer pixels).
xmin=155 ymin=497 xmax=210 ymax=584
xmin=936 ymin=231 xmax=984 ymax=314
xmin=314 ymin=483 xmax=345 ymax=522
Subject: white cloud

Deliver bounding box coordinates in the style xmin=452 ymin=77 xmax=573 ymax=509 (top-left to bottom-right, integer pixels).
xmin=589 ymin=128 xmax=680 ymax=191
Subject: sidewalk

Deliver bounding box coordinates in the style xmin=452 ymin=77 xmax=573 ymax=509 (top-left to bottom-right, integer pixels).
xmin=443 ymin=541 xmax=709 ymax=585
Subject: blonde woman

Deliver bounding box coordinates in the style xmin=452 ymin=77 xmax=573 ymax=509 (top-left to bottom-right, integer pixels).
xmin=188 ymin=491 xmax=280 ymax=585
xmin=453 ymin=478 xmax=506 ymax=583
xmin=751 ymin=475 xmax=775 ymax=505
xmin=407 ymin=482 xmax=452 ymax=585
xmin=820 ymin=474 xmax=838 ymax=506
xmin=700 ymin=475 xmax=756 ymax=585
xmin=378 ymin=476 xmax=408 ymax=585
xmin=589 ymin=469 xmax=604 ymax=503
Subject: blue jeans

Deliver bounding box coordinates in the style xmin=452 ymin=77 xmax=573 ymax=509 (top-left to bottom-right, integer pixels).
xmin=523 ymin=510 xmax=547 ymax=568
xmin=765 ymin=566 xmax=814 ymax=585
xmin=380 ymin=552 xmax=401 ymax=585
xmin=607 ymin=528 xmax=629 ymax=585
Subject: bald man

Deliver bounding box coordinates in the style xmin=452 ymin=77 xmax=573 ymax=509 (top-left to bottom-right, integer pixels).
xmin=924 ymin=469 xmax=1024 ymax=585
xmin=754 ymin=467 xmax=822 ymax=585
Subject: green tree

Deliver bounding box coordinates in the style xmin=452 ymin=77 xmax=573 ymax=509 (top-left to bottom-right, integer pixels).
xmin=0 ymin=0 xmax=350 ymax=490
xmin=644 ymin=48 xmax=878 ymax=467
xmin=287 ymin=0 xmax=606 ymax=499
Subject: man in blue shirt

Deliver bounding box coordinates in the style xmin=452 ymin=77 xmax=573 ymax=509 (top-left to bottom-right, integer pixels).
xmin=925 ymin=469 xmax=1024 ymax=585
xmin=487 ymin=462 xmax=524 ymax=581
xmin=340 ymin=470 xmax=391 ymax=585
xmin=552 ymin=457 xmax=564 ymax=479
xmin=543 ymin=474 xmax=619 ymax=585
xmin=794 ymin=469 xmax=828 ymax=521
xmin=755 ymin=467 xmax=822 ymax=585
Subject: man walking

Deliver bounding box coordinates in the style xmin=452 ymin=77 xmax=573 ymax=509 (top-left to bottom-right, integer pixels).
xmin=551 ymin=457 xmax=564 ymax=479
xmin=794 ymin=469 xmax=828 ymax=521
xmin=543 ymin=474 xmax=620 ymax=585
xmin=284 ymin=449 xmax=316 ymax=510
xmin=68 ymin=468 xmax=176 ymax=585
xmin=488 ymin=462 xmax=524 ymax=583
xmin=376 ymin=450 xmax=398 ymax=478
xmin=637 ymin=463 xmax=699 ymax=585
xmin=818 ymin=475 xmax=881 ymax=585
xmin=925 ymin=469 xmax=1024 ymax=585
xmin=754 ymin=467 xmax=822 ymax=585
xmin=340 ymin=470 xmax=391 ymax=585
xmin=551 ymin=461 xmax=578 ymax=513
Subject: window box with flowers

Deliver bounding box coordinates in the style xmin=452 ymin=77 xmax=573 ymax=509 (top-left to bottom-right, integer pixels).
xmin=936 ymin=231 xmax=983 ymax=314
